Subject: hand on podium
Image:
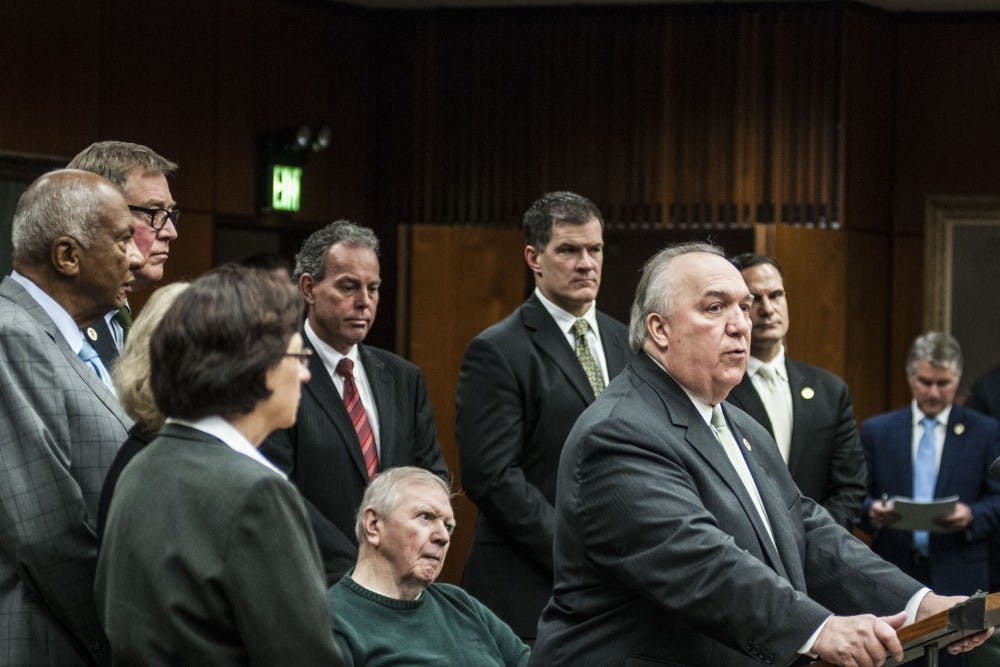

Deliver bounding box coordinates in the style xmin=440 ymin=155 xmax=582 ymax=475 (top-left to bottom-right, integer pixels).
xmin=917 ymin=593 xmax=995 ymax=656
xmin=812 ymin=611 xmax=906 ymax=667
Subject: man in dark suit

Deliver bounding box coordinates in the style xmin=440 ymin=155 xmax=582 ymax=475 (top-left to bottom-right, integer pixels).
xmin=863 ymin=332 xmax=1000 ymax=598
xmin=531 ymin=242 xmax=990 ymax=666
xmin=0 ymin=170 xmax=142 ymax=665
xmin=456 ymin=191 xmax=630 ymax=640
xmin=262 ymin=221 xmax=448 ymax=582
xmin=727 ymin=252 xmax=866 ymax=528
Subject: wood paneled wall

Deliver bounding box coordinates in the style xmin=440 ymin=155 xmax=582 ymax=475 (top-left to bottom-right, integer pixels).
xmin=374 ymin=5 xmax=841 ymax=229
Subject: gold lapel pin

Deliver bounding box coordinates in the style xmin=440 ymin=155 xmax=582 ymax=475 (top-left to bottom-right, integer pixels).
xmin=954 ymin=423 xmax=965 ymax=435
xmin=801 ymin=387 xmax=815 ymax=400
xmin=742 ymin=437 xmax=752 ymax=452
xmin=85 ymin=327 xmax=98 ymax=342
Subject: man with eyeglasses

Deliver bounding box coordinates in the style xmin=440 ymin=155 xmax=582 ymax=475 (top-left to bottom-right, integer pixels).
xmin=67 ymin=140 xmax=178 ymax=365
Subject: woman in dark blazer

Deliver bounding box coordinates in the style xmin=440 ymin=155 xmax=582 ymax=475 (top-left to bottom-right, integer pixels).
xmin=95 ymin=264 xmax=343 ymax=666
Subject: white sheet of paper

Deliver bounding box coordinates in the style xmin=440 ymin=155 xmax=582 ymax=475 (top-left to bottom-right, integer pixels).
xmin=888 ymin=495 xmax=960 ymax=531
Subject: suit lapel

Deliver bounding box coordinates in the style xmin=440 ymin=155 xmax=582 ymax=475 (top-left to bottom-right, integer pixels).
xmin=359 ymin=345 xmax=395 ymax=467
xmin=936 ymin=407 xmax=965 ymax=495
xmin=1 ymin=278 xmax=129 ymax=426
xmin=303 ymin=346 xmax=368 ymax=479
xmin=640 ymin=357 xmax=788 ymax=576
xmin=596 ymin=310 xmax=628 ymax=376
xmin=728 ymin=375 xmax=772 ymax=435
xmin=522 ymin=295 xmax=594 ymax=404
xmin=785 ymin=360 xmax=808 ymax=474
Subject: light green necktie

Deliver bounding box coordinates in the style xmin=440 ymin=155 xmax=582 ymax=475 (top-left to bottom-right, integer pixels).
xmin=572 ymin=318 xmax=605 ymax=398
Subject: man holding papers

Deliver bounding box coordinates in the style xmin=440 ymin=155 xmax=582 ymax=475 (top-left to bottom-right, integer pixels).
xmin=863 ymin=332 xmax=1000 ymax=600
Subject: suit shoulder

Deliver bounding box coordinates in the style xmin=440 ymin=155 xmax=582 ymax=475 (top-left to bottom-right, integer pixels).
xmin=786 ymin=357 xmax=847 ymax=389
xmin=360 ymin=345 xmax=422 ymax=375
xmin=861 ymin=407 xmax=908 ymax=432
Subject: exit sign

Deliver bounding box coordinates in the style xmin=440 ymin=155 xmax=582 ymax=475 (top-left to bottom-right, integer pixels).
xmin=271 ymin=165 xmax=302 ymax=212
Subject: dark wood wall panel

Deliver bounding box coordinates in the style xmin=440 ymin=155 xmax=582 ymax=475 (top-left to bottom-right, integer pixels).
xmin=891 ymin=16 xmax=1000 ymax=406
xmin=374 ymin=5 xmax=841 ymax=228
xmin=402 ymin=225 xmax=526 ymax=585
xmin=0 ymin=2 xmax=101 ymax=155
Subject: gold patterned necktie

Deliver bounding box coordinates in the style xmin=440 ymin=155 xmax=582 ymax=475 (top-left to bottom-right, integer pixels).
xmin=572 ymin=318 xmax=605 ymax=398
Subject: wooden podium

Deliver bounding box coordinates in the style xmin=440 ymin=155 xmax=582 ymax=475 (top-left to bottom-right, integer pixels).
xmin=808 ymin=592 xmax=1000 ymax=667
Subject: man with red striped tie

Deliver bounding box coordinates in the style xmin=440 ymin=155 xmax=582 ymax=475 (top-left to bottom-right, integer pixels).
xmin=262 ymin=221 xmax=448 ymax=584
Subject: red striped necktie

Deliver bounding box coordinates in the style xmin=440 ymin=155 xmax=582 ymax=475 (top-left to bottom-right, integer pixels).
xmin=335 ymin=357 xmax=379 ymax=478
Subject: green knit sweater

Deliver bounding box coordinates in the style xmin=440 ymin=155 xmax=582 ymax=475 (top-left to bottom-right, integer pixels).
xmin=327 ymin=574 xmax=530 ymax=666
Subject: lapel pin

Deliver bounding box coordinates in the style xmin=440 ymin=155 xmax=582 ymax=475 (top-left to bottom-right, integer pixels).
xmin=85 ymin=327 xmax=98 ymax=342
xmin=954 ymin=423 xmax=965 ymax=435
xmin=800 ymin=387 xmax=814 ymax=400
xmin=742 ymin=437 xmax=752 ymax=452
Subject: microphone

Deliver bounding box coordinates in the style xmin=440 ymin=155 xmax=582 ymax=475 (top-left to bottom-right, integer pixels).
xmin=990 ymin=455 xmax=1000 ymax=479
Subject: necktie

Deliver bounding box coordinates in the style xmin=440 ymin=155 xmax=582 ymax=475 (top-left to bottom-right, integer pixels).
xmin=78 ymin=340 xmax=116 ymax=394
xmin=115 ymin=306 xmax=133 ymax=342
xmin=572 ymin=319 xmax=605 ymax=398
xmin=82 ymin=317 xmax=119 ymax=366
xmin=913 ymin=416 xmax=938 ymax=556
xmin=335 ymin=358 xmax=379 ymax=478
xmin=711 ymin=405 xmax=776 ymax=547
xmin=756 ymin=365 xmax=792 ymax=463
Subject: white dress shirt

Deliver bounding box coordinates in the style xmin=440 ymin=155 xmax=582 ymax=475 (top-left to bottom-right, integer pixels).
xmin=166 ymin=415 xmax=286 ymax=477
xmin=535 ymin=287 xmax=609 ymax=385
xmin=304 ymin=320 xmax=382 ymax=457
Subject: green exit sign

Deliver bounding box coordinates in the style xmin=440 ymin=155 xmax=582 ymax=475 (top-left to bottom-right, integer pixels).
xmin=271 ymin=165 xmax=302 ymax=212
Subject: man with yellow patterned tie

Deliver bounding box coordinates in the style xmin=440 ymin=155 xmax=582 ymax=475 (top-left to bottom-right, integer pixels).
xmin=456 ymin=191 xmax=631 ymax=641
xmin=726 ymin=252 xmax=867 ymax=529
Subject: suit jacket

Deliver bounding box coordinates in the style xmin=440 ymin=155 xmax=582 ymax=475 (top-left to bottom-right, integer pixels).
xmin=531 ymin=354 xmax=923 ymax=666
xmin=727 ymin=357 xmax=867 ymax=528
xmin=861 ymin=404 xmax=1000 ymax=595
xmin=969 ymin=365 xmax=1000 ymax=419
xmin=261 ymin=342 xmax=448 ymax=582
xmin=96 ymin=424 xmax=343 ymax=665
xmin=0 ymin=276 xmax=131 ymax=666
xmin=456 ymin=293 xmax=630 ymax=637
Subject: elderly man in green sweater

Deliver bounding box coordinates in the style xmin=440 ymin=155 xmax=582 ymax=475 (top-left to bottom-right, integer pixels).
xmin=327 ymin=467 xmax=529 ymax=666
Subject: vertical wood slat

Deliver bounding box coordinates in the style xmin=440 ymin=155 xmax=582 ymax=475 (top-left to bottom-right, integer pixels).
xmin=375 ymin=5 xmax=839 ymax=229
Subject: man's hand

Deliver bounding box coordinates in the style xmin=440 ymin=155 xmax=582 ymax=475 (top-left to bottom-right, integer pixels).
xmin=917 ymin=593 xmax=995 ymax=655
xmin=811 ymin=612 xmax=906 ymax=667
xmin=868 ymin=499 xmax=900 ymax=530
xmin=933 ymin=502 xmax=973 ymax=533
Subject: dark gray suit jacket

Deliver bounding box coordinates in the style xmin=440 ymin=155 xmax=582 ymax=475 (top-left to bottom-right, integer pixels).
xmin=726 ymin=357 xmax=867 ymax=528
xmin=0 ymin=276 xmax=131 ymax=666
xmin=531 ymin=354 xmax=922 ymax=666
xmin=96 ymin=424 xmax=343 ymax=665
xmin=261 ymin=342 xmax=448 ymax=582
xmin=456 ymin=293 xmax=630 ymax=637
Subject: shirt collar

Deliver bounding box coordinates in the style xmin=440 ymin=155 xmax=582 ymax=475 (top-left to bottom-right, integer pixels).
xmin=911 ymin=400 xmax=952 ymax=428
xmin=304 ymin=319 xmax=361 ymax=373
xmin=11 ymin=270 xmax=85 ymax=353
xmin=748 ymin=345 xmax=786 ymax=381
xmin=534 ymin=287 xmax=600 ymax=336
xmin=166 ymin=415 xmax=286 ymax=477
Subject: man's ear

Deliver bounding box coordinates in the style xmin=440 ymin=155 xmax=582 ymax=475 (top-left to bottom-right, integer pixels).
xmin=298 ymin=273 xmax=316 ymax=305
xmin=645 ymin=312 xmax=670 ymax=350
xmin=524 ymin=245 xmax=541 ymax=275
xmin=362 ymin=507 xmax=381 ymax=547
xmin=51 ymin=236 xmax=81 ymax=277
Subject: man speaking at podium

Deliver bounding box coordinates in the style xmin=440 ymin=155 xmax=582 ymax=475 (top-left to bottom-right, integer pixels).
xmin=531 ymin=243 xmax=991 ymax=667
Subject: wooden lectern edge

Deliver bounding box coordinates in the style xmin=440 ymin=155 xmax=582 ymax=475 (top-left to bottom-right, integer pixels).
xmin=805 ymin=591 xmax=999 ymax=667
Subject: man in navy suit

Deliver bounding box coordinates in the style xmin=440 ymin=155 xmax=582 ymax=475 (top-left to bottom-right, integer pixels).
xmin=261 ymin=221 xmax=448 ymax=583
xmin=456 ymin=191 xmax=630 ymax=640
xmin=863 ymin=332 xmax=1000 ymax=598
xmin=727 ymin=252 xmax=866 ymax=528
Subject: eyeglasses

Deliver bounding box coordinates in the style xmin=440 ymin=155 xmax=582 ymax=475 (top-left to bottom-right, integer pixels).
xmin=128 ymin=205 xmax=181 ymax=232
xmin=283 ymin=348 xmax=314 ymax=368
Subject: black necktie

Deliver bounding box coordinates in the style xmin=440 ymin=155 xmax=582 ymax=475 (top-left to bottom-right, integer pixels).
xmin=82 ymin=316 xmax=119 ymax=367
